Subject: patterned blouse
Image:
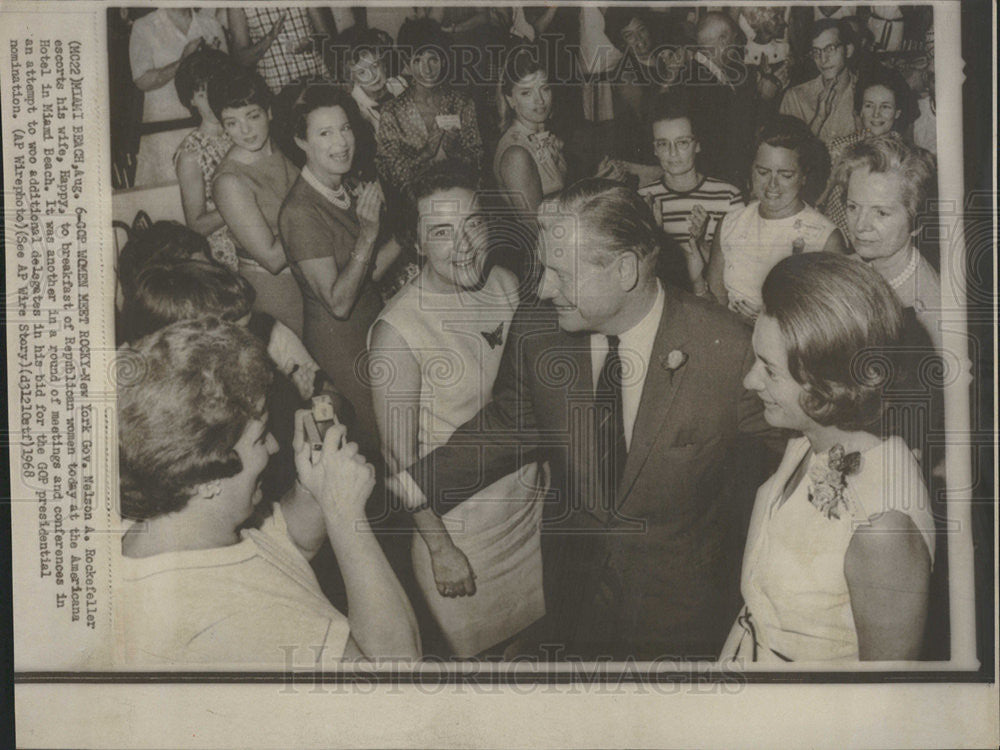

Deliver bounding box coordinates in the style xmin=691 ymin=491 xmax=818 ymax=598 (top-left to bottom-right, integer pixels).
xmin=243 ymin=7 xmax=326 ymax=94
xmin=375 ymin=86 xmax=483 ymax=196
xmin=174 ymin=128 xmax=238 ymax=271
xmin=493 ymin=120 xmax=567 ymax=202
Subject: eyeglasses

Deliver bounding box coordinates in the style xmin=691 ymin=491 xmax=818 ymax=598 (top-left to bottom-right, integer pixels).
xmin=810 ymin=42 xmax=843 ymax=60
xmin=653 ymin=137 xmax=696 ymax=153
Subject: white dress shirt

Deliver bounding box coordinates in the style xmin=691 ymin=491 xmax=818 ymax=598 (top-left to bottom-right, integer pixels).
xmin=590 ymin=282 xmax=665 ymax=451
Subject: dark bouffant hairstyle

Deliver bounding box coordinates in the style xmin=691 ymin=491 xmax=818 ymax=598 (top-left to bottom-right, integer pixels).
xmin=396 ymin=17 xmax=451 ymax=64
xmin=761 ymin=252 xmax=903 ymax=432
xmin=122 ymin=260 xmax=255 ymax=343
xmin=208 ymin=66 xmax=272 ymax=123
xmin=754 ymin=115 xmax=832 ymax=205
xmin=401 ymin=160 xmax=481 ymax=250
xmin=287 ymin=83 xmax=375 ymax=181
xmin=498 ymin=45 xmax=549 ymax=130
xmin=174 ymin=47 xmax=237 ymax=118
xmin=117 ymin=221 xmax=212 ymax=301
xmin=118 ymin=317 xmax=273 ymax=521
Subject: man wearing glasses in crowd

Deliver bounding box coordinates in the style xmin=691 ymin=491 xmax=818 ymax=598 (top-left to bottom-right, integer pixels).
xmin=780 ymin=18 xmax=857 ymax=145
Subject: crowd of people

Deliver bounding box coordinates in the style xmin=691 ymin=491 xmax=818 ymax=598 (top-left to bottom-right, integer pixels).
xmin=114 ymin=6 xmax=946 ymax=667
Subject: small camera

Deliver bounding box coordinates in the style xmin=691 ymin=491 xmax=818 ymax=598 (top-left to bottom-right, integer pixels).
xmin=304 ymin=394 xmax=338 ymax=451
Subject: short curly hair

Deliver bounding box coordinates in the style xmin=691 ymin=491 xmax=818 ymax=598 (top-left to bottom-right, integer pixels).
xmin=118 ymin=318 xmax=273 ymax=521
xmin=834 ymin=134 xmax=936 ymax=224
xmin=122 ymin=260 xmax=255 ymax=343
xmin=761 ymin=253 xmax=903 ymax=432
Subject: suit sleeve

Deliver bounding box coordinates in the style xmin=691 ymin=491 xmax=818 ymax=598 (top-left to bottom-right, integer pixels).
xmin=407 ymin=305 xmax=542 ymax=515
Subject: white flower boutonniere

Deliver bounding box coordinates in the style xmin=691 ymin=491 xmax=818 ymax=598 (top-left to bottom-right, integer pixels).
xmin=665 ymin=349 xmax=688 ymax=372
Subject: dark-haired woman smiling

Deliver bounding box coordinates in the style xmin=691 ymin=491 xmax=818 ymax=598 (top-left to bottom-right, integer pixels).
xmin=211 ymin=68 xmax=302 ymax=336
xmin=279 ymin=86 xmax=400 ymax=457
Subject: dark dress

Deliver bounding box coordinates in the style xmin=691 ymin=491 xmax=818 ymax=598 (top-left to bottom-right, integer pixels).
xmin=278 ymin=175 xmax=383 ymax=458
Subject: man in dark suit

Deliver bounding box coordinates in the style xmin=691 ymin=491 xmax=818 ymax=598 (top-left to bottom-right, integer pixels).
xmin=389 ymin=180 xmax=776 ymax=660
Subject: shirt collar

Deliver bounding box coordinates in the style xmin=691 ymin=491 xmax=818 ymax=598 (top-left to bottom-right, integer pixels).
xmin=618 ymin=281 xmax=665 ymax=351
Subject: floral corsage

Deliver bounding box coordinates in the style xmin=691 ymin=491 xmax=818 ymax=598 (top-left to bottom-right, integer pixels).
xmin=664 ymin=349 xmax=688 ymax=372
xmin=807 ymin=444 xmax=862 ymax=520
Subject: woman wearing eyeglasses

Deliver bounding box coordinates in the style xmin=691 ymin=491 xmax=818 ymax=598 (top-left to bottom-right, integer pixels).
xmin=637 ymin=94 xmax=744 ymax=293
xmin=368 ymin=162 xmax=547 ymax=657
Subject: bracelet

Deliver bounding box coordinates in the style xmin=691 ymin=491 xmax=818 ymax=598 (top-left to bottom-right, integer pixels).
xmin=350 ymin=249 xmax=372 ymax=265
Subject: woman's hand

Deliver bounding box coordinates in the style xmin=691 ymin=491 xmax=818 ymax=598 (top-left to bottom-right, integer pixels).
xmin=684 ymin=205 xmax=711 ymax=284
xmin=181 ymin=37 xmax=204 ymax=61
xmin=688 ymin=205 xmax=710 ymax=252
xmin=293 ymin=412 xmax=375 ymax=520
xmin=594 ymin=155 xmax=627 ymax=183
xmin=730 ymin=297 xmax=762 ymax=322
xmin=355 ymin=181 xmax=383 ymax=239
xmin=430 ymin=542 xmax=477 ymax=597
xmin=268 ymin=10 xmax=289 ymax=43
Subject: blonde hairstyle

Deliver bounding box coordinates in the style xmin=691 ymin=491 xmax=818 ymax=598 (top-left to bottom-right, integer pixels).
xmin=835 ymin=134 xmax=937 ymax=223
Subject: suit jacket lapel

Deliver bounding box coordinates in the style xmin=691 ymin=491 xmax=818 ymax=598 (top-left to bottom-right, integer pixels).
xmin=617 ymin=293 xmax=691 ymax=509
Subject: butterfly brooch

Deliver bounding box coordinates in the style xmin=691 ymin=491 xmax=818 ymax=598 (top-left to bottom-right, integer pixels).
xmin=481 ymin=322 xmax=504 ymax=349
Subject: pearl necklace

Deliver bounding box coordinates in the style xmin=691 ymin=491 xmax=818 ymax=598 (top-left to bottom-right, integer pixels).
xmin=885 ymin=247 xmax=919 ymax=290
xmin=325 ymin=184 xmax=350 ymax=210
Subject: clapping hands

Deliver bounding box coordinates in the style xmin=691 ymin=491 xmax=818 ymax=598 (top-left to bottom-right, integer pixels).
xmin=355 ymin=181 xmax=384 ymax=236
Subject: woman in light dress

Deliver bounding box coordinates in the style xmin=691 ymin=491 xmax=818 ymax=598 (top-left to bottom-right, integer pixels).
xmin=699 ymin=116 xmax=847 ymax=324
xmin=723 ymin=253 xmax=934 ymax=663
xmin=369 ymin=162 xmax=547 ymax=657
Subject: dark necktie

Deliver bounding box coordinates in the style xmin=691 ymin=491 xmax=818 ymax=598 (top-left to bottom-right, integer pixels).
xmin=595 ymin=335 xmax=627 ymax=512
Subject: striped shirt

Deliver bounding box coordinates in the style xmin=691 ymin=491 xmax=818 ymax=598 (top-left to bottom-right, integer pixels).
xmin=638 ymin=175 xmax=744 ymax=247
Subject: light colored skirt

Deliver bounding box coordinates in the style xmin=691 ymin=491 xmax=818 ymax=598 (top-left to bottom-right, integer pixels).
xmin=412 ymin=462 xmax=547 ymax=657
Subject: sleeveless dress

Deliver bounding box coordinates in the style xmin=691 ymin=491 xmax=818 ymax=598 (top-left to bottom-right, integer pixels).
xmin=722 ymin=436 xmax=935 ymax=663
xmin=373 ymin=267 xmax=547 ymax=656
xmin=173 ymin=128 xmax=238 ymax=271
xmin=719 ymin=201 xmax=836 ymax=320
xmin=214 ymin=147 xmax=303 ymax=337
xmin=493 ymin=120 xmax=567 ymax=202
